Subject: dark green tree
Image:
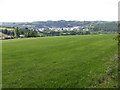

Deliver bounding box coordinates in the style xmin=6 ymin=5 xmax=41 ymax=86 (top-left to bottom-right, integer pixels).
xmin=14 ymin=27 xmax=20 ymax=38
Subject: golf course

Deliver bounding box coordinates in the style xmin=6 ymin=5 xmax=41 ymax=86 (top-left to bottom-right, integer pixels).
xmin=2 ymin=34 xmax=118 ymax=88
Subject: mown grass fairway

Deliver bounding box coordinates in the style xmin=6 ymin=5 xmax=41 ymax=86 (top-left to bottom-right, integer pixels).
xmin=2 ymin=34 xmax=118 ymax=88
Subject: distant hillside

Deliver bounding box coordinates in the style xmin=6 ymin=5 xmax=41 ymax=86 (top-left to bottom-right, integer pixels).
xmin=1 ymin=20 xmax=106 ymax=28
xmin=0 ymin=20 xmax=118 ymax=35
xmin=92 ymin=22 xmax=117 ymax=32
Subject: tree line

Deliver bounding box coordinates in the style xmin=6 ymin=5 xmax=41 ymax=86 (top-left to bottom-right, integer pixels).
xmin=0 ymin=27 xmax=38 ymax=39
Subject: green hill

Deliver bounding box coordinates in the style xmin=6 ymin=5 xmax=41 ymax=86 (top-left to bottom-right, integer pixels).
xmin=2 ymin=34 xmax=118 ymax=88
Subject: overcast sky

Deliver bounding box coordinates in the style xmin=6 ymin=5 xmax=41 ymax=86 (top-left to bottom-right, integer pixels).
xmin=0 ymin=0 xmax=119 ymax=22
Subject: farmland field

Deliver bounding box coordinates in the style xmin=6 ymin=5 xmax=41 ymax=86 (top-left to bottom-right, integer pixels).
xmin=0 ymin=28 xmax=14 ymax=31
xmin=2 ymin=34 xmax=118 ymax=88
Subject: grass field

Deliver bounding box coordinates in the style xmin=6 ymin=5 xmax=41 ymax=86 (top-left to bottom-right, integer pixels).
xmin=0 ymin=32 xmax=7 ymax=37
xmin=0 ymin=28 xmax=14 ymax=31
xmin=2 ymin=34 xmax=118 ymax=88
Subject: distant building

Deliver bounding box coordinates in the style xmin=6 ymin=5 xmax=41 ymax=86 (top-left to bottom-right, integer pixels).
xmin=20 ymin=35 xmax=25 ymax=38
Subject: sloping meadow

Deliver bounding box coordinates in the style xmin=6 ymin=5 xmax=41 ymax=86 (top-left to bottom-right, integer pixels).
xmin=2 ymin=34 xmax=118 ymax=88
